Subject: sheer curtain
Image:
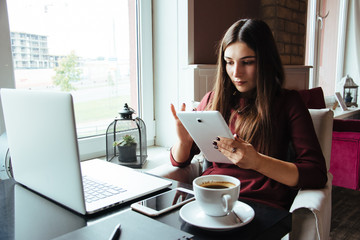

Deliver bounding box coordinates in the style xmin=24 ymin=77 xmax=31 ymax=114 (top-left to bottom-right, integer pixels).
xmin=353 ymin=0 xmax=360 ymax=79
xmin=341 ymin=0 xmax=360 ymax=97
xmin=0 ymin=0 xmax=15 ymax=135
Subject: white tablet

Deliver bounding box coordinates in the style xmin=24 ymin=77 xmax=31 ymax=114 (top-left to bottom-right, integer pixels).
xmin=177 ymin=111 xmax=234 ymax=164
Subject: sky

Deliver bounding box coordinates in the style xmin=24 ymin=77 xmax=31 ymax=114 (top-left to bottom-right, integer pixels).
xmin=7 ymin=0 xmax=131 ymax=60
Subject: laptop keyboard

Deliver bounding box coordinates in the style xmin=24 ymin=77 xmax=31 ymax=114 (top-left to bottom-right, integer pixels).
xmin=83 ymin=176 xmax=127 ymax=203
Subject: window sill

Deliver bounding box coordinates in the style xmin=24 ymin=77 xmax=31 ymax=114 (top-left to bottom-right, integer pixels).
xmin=97 ymin=145 xmax=170 ymax=171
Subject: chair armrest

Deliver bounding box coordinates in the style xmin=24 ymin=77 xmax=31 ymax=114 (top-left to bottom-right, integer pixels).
xmin=288 ymin=172 xmax=333 ymax=240
xmin=147 ymin=159 xmax=202 ymax=185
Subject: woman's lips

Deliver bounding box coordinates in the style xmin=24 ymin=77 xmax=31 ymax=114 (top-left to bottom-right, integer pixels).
xmin=234 ymin=80 xmax=247 ymax=85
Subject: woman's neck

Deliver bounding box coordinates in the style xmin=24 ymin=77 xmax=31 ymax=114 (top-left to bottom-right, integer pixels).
xmin=237 ymin=89 xmax=256 ymax=99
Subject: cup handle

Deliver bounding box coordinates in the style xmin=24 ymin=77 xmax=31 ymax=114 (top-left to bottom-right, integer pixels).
xmin=222 ymin=194 xmax=232 ymax=214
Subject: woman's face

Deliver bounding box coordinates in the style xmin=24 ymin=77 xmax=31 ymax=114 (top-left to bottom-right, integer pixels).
xmin=224 ymin=42 xmax=257 ymax=95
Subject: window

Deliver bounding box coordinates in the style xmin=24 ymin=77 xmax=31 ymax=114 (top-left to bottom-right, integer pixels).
xmin=306 ymin=0 xmax=350 ymax=96
xmin=4 ymin=0 xmax=155 ymax=159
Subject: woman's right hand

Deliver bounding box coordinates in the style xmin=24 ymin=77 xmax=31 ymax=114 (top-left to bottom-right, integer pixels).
xmin=170 ymin=103 xmax=194 ymax=163
xmin=170 ymin=103 xmax=193 ymax=144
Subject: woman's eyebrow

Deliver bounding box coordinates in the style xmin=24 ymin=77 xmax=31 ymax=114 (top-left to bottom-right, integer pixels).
xmin=224 ymin=55 xmax=256 ymax=60
xmin=241 ymin=56 xmax=256 ymax=59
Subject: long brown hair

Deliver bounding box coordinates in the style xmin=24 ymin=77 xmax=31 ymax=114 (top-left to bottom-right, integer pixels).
xmin=208 ymin=19 xmax=284 ymax=154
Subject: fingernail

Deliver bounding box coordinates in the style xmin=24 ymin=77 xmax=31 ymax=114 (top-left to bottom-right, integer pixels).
xmin=212 ymin=141 xmax=217 ymax=146
xmin=216 ymin=137 xmax=220 ymax=141
xmin=213 ymin=145 xmax=218 ymax=149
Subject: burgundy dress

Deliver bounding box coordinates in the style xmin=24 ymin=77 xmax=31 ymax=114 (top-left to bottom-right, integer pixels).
xmin=171 ymin=89 xmax=327 ymax=210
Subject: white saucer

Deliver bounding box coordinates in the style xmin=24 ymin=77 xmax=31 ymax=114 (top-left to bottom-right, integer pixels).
xmin=179 ymin=200 xmax=255 ymax=231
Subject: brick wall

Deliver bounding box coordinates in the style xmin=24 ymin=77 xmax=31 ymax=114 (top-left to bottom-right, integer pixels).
xmin=261 ymin=0 xmax=308 ymax=65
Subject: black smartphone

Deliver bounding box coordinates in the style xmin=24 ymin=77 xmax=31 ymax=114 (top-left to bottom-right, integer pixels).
xmin=130 ymin=187 xmax=195 ymax=216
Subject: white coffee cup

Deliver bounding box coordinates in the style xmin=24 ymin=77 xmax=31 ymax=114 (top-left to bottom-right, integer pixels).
xmin=193 ymin=175 xmax=240 ymax=217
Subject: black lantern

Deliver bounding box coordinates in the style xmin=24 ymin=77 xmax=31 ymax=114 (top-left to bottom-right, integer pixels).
xmin=106 ymin=103 xmax=147 ymax=168
xmin=343 ymin=74 xmax=358 ymax=107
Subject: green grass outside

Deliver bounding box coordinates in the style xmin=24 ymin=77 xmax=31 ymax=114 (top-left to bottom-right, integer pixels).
xmin=74 ymin=96 xmax=131 ymax=123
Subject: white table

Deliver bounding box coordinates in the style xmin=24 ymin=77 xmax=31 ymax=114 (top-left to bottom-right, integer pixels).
xmin=332 ymin=107 xmax=360 ymax=119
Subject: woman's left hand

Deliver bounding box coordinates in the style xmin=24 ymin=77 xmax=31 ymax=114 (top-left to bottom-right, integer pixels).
xmin=213 ymin=134 xmax=260 ymax=170
xmin=214 ymin=135 xmax=300 ymax=187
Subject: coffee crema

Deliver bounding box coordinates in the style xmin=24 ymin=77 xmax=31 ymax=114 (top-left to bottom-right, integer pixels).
xmin=199 ymin=181 xmax=236 ymax=189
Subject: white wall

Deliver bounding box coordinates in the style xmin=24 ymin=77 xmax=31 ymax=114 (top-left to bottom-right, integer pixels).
xmin=152 ymin=0 xmax=193 ymax=147
xmin=0 ymin=0 xmax=15 ymax=135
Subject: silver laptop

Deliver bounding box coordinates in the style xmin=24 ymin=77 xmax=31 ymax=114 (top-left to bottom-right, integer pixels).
xmin=1 ymin=88 xmax=172 ymax=215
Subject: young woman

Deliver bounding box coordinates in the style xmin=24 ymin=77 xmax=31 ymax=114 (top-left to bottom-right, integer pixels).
xmin=170 ymin=19 xmax=327 ymax=210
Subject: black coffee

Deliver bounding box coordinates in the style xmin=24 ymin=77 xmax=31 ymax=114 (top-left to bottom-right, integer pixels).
xmin=200 ymin=181 xmax=235 ymax=189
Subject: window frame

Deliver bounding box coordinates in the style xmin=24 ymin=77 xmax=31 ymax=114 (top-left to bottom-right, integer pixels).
xmin=78 ymin=0 xmax=155 ymax=160
xmin=0 ymin=0 xmax=155 ymax=160
xmin=306 ymin=0 xmax=349 ymax=93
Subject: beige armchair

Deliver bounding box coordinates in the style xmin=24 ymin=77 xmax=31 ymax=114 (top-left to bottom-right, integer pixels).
xmin=149 ymin=109 xmax=334 ymax=240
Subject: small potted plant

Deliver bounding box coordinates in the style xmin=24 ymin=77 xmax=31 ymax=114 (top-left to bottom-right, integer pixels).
xmin=114 ymin=135 xmax=137 ymax=162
